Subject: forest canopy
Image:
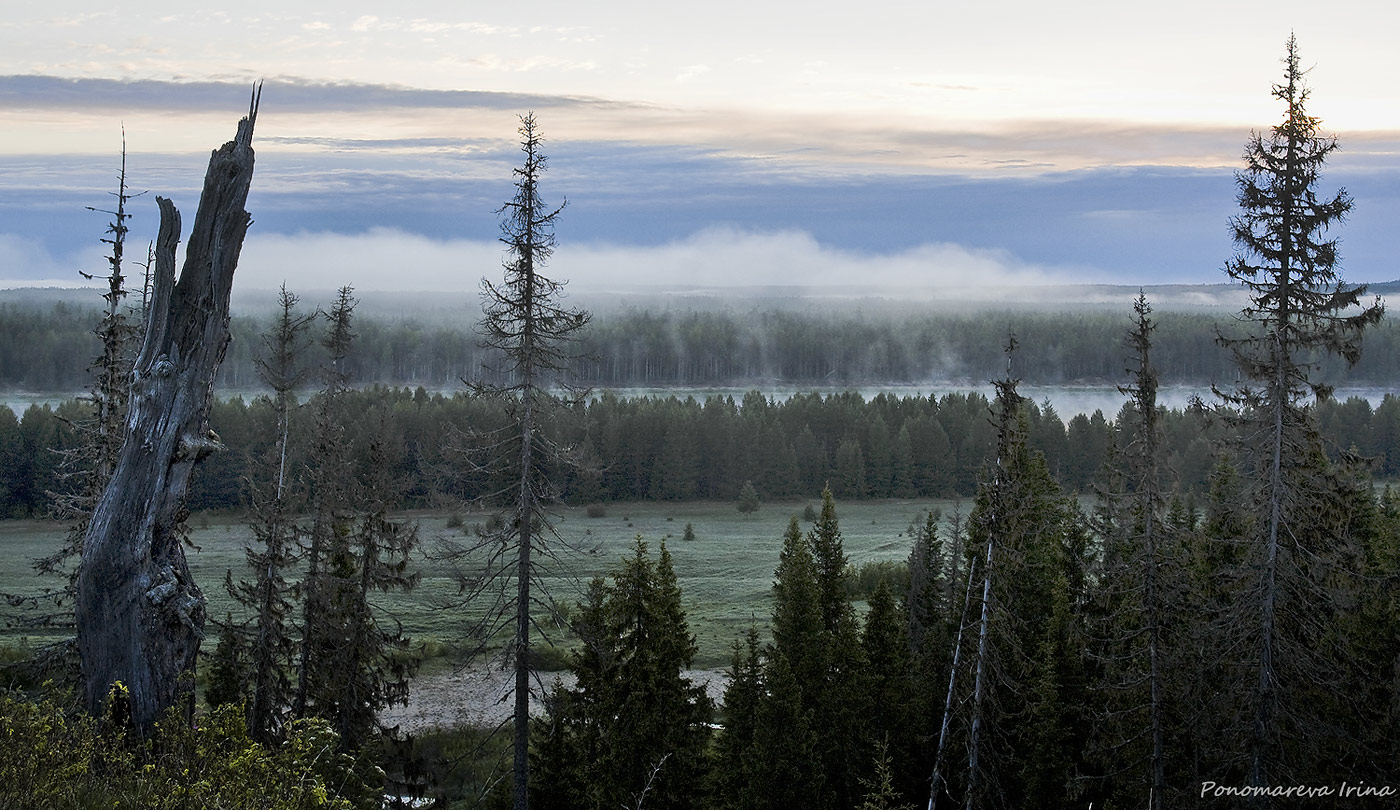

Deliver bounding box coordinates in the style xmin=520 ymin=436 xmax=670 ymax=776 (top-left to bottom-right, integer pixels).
xmin=4 ymin=292 xmax=1400 ymax=391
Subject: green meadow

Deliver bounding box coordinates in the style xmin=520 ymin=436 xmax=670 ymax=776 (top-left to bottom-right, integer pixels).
xmin=1 ymin=497 xmax=961 ymax=667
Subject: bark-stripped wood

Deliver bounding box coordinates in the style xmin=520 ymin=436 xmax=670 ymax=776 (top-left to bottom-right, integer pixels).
xmin=76 ymin=93 xmax=258 ymax=730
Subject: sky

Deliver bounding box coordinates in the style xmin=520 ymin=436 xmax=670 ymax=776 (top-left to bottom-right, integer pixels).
xmin=3 ymin=1 xmax=1400 ymax=294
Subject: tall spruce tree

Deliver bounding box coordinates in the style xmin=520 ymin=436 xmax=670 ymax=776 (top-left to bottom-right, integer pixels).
xmin=1086 ymin=293 xmax=1181 ymax=809
xmin=290 ymin=288 xmax=420 ymax=751
xmin=951 ymin=337 xmax=1088 ymax=810
xmin=532 ymin=539 xmax=711 ymax=810
xmin=13 ymin=138 xmax=141 ymax=645
xmin=294 ymin=286 xmax=358 ymax=723
xmin=1215 ymin=36 xmax=1383 ymax=793
xmin=467 ymin=112 xmax=590 ymax=810
xmin=861 ymin=578 xmax=917 ymax=803
xmin=808 ymin=485 xmax=871 ymax=810
xmin=226 ymin=284 xmax=312 ymax=742
xmin=771 ymin=516 xmax=823 ymax=689
xmin=720 ymin=517 xmax=825 ymax=809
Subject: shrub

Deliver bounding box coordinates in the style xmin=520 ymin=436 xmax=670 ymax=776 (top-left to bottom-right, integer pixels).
xmin=527 ymin=644 xmax=572 ymax=672
xmin=0 ymin=688 xmax=366 ymax=810
xmin=843 ymin=560 xmax=911 ymax=601
xmin=682 ymin=523 xmax=696 ymax=542
xmin=585 ymin=504 xmax=607 ymax=518
xmin=737 ymin=481 xmax=760 ymax=514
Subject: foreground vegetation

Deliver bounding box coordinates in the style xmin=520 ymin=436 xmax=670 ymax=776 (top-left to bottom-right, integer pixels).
xmin=0 ymin=693 xmax=373 ymax=810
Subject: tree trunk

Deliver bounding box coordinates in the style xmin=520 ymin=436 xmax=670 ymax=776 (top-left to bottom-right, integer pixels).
xmin=76 ymin=99 xmax=258 ymax=731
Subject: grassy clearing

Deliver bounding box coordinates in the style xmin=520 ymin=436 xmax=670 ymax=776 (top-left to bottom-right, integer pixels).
xmin=0 ymin=497 xmax=964 ymax=667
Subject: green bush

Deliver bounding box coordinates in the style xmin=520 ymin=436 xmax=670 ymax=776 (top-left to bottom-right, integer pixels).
xmin=0 ymin=686 xmax=368 ymax=810
xmin=844 ymin=560 xmax=911 ymax=601
xmin=526 ymin=644 xmax=573 ymax=672
xmin=585 ymin=503 xmax=607 ymax=518
xmin=737 ymin=480 xmax=761 ymax=514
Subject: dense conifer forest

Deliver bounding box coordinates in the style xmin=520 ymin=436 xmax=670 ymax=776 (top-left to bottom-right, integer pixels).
xmin=6 ymin=382 xmax=1400 ymax=521
xmin=7 ymin=295 xmax=1400 ymax=391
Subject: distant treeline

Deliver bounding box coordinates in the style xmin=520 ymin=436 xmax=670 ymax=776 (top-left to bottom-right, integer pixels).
xmin=3 ymin=385 xmax=1396 ymax=519
xmin=6 ymin=299 xmax=1400 ymax=391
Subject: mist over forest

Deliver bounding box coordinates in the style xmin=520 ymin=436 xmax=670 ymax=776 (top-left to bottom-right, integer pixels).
xmin=5 ymin=282 xmax=1400 ymax=397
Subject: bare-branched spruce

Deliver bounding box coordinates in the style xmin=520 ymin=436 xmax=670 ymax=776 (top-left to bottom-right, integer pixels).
xmin=5 ymin=135 xmax=144 ymax=654
xmin=452 ymin=112 xmax=590 ymax=810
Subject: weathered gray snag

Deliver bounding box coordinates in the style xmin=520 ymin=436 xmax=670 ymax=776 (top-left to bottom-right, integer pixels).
xmin=76 ymin=95 xmax=258 ymax=730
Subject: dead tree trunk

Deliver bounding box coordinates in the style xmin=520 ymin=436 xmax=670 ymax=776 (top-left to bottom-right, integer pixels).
xmin=75 ymin=95 xmax=258 ymax=731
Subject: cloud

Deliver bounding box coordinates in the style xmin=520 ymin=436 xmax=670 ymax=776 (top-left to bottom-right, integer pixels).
xmin=558 ymin=228 xmax=1082 ymax=291
xmin=236 ymin=227 xmax=501 ymax=291
xmin=0 ymin=74 xmax=631 ymax=115
xmin=8 ymin=73 xmax=1399 ymax=178
xmin=224 ymin=226 xmax=1082 ymax=294
xmin=676 ymin=65 xmax=711 ymax=83
xmin=0 ymin=232 xmax=106 ymax=286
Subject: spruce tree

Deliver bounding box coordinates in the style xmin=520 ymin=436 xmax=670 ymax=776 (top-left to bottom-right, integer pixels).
xmin=13 ymin=139 xmax=140 ymax=644
xmin=770 ymin=515 xmax=824 ymax=693
xmin=1215 ymin=35 xmax=1383 ymax=792
xmin=227 ymin=284 xmax=312 ymax=742
xmin=532 ymin=539 xmax=711 ymax=810
xmin=712 ymin=628 xmax=763 ymax=810
xmin=330 ymin=410 xmax=421 ymax=750
xmin=737 ymin=479 xmax=761 ymax=514
xmin=953 ymin=336 xmax=1088 ymax=810
xmin=806 ymin=485 xmax=869 ymax=809
xmin=858 ymin=739 xmax=916 ymax=810
xmin=205 ymin=612 xmax=248 ymax=709
xmin=810 ymin=485 xmax=851 ymax=634
xmin=835 ymin=438 xmax=867 ymax=499
xmin=906 ymin=510 xmax=947 ymax=658
xmin=1086 ymin=293 xmax=1181 ymax=808
xmin=742 ymin=655 xmax=824 ymax=810
xmin=861 ymin=579 xmax=917 ymax=803
xmin=294 ymin=286 xmax=358 ymax=724
xmin=463 ymin=113 xmax=590 ymax=810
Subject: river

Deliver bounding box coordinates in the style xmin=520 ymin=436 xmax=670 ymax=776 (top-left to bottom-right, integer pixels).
xmin=6 ymin=383 xmax=1396 ymax=421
